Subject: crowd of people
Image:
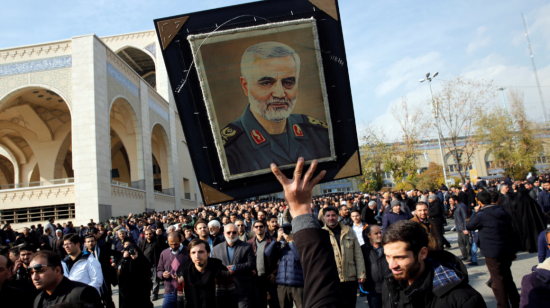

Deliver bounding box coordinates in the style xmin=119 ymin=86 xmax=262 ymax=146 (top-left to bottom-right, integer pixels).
xmin=1 ymin=159 xmax=550 ymax=308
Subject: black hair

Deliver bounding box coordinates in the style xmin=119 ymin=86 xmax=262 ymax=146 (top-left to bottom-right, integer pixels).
xmin=382 ymin=220 xmax=429 ymax=258
xmin=350 ymin=209 xmax=361 ymax=216
xmin=267 ymin=214 xmax=278 ymax=222
xmin=30 ymin=250 xmax=63 ymax=274
xmin=253 ymin=220 xmax=266 ymax=228
xmin=323 ymin=206 xmax=339 ymax=216
xmin=8 ymin=246 xmax=19 ymax=257
xmin=19 ymin=243 xmax=36 ymax=253
xmin=187 ymin=238 xmax=210 ymax=254
xmin=450 ymin=195 xmax=458 ymax=202
xmin=415 ymin=202 xmax=428 ymax=209
xmin=62 ymin=234 xmax=80 ymax=245
xmin=475 ymin=190 xmax=490 ymax=205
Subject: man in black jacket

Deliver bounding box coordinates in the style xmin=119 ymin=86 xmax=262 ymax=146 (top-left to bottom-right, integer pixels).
xmin=362 ymin=201 xmax=379 ymax=225
xmin=450 ymin=196 xmax=471 ymax=263
xmin=361 ymin=225 xmax=390 ymax=308
xmin=382 ymin=220 xmax=486 ymax=308
xmin=467 ymin=190 xmax=520 ymax=308
xmin=0 ymin=254 xmax=33 ymax=308
xmin=271 ymin=158 xmax=346 ymax=308
xmin=30 ymin=250 xmax=102 ymax=308
xmin=428 ymin=195 xmax=450 ymax=249
xmin=140 ymin=227 xmax=167 ymax=301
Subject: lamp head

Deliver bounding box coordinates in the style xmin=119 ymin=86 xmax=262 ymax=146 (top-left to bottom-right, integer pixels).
xmin=419 ymin=79 xmax=425 ymax=83
xmin=433 ymin=72 xmax=439 ymax=77
xmin=426 ymin=72 xmax=430 ymax=78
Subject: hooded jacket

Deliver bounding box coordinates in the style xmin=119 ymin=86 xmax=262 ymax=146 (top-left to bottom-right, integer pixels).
xmin=62 ymin=251 xmax=104 ymax=294
xmin=519 ymin=258 xmax=550 ymax=307
xmin=466 ymin=204 xmax=516 ymax=258
xmin=382 ymin=250 xmax=486 ymax=308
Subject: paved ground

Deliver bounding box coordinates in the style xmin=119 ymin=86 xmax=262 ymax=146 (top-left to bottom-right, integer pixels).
xmin=112 ymin=219 xmax=540 ymax=308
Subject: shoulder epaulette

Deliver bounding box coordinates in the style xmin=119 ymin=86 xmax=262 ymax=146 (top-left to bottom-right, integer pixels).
xmin=303 ymin=115 xmax=329 ymax=129
xmin=220 ymin=124 xmax=243 ymax=147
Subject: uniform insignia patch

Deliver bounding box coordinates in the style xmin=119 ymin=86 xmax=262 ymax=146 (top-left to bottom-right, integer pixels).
xmin=251 ymin=129 xmax=266 ymax=145
xmin=220 ymin=124 xmax=242 ymax=146
xmin=293 ymin=124 xmax=304 ymax=137
xmin=307 ymin=116 xmax=329 ymax=129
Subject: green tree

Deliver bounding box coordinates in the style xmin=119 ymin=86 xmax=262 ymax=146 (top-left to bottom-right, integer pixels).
xmin=475 ymin=88 xmax=543 ymax=179
xmin=359 ymin=125 xmax=388 ymax=192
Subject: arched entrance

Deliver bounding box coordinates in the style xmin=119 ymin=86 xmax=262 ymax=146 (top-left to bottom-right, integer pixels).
xmin=151 ymin=124 xmax=172 ymax=194
xmin=0 ymin=86 xmax=72 ymax=187
xmin=116 ymin=46 xmax=156 ymax=89
xmin=109 ymin=97 xmax=142 ymax=188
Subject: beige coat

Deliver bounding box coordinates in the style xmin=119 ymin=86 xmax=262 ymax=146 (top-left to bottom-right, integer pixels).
xmin=323 ymin=222 xmax=366 ymax=282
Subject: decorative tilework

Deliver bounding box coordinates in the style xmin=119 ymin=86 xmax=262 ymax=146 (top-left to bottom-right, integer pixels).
xmin=145 ymin=43 xmax=156 ymax=58
xmin=106 ymin=62 xmax=139 ymax=98
xmin=30 ymin=69 xmax=72 ymax=104
xmin=149 ymin=97 xmax=169 ymax=121
xmin=0 ymin=74 xmax=29 ymax=100
xmin=107 ymin=75 xmax=141 ymax=117
xmin=0 ymin=56 xmax=71 ymax=78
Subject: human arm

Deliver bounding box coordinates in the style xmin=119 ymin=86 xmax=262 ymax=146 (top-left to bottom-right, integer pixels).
xmin=352 ymin=236 xmax=366 ymax=280
xmin=88 ymin=256 xmax=104 ymax=294
xmin=382 ymin=214 xmax=389 ymax=233
xmin=264 ymin=237 xmax=280 ymax=258
xmin=466 ymin=210 xmax=482 ymax=231
xmin=232 ymin=244 xmax=256 ymax=273
xmin=538 ymin=231 xmax=547 ymax=263
xmin=272 ymin=158 xmax=344 ymax=308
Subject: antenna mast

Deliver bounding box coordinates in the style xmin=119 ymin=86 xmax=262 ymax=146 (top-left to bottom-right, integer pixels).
xmin=522 ymin=12 xmax=547 ymax=123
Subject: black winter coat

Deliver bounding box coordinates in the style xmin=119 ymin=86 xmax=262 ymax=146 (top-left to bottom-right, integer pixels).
xmin=428 ymin=200 xmax=444 ymax=227
xmin=33 ymin=277 xmax=102 ymax=308
xmin=382 ymin=250 xmax=486 ymax=308
xmin=466 ymin=204 xmax=517 ymax=258
xmin=361 ymin=242 xmax=391 ymax=293
xmin=361 ymin=206 xmax=378 ymax=225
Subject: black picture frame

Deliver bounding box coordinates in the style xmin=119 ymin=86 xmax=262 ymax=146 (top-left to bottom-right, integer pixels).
xmin=155 ymin=0 xmax=361 ymax=205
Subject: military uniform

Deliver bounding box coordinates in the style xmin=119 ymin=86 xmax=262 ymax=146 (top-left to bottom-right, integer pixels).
xmin=221 ymin=104 xmax=331 ymax=175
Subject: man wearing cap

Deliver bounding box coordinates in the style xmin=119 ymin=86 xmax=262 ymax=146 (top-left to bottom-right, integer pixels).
xmin=382 ymin=201 xmax=409 ymax=233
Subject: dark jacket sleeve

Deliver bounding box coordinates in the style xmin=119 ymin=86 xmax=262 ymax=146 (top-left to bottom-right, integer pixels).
xmin=292 ymin=214 xmax=345 ymax=308
xmin=79 ymin=286 xmax=103 ymax=308
xmin=466 ymin=211 xmax=482 ymax=231
xmin=233 ymin=244 xmax=256 ymax=273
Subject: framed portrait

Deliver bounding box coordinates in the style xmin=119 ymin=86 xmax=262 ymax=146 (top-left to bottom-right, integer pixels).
xmin=155 ymin=0 xmax=362 ymax=205
xmin=188 ymin=18 xmax=336 ymax=181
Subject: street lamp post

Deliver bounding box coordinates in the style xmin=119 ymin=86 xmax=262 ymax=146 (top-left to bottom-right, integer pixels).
xmin=420 ymin=72 xmax=449 ymax=186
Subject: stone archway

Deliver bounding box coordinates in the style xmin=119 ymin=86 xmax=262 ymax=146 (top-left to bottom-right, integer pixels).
xmin=109 ymin=96 xmax=143 ymax=188
xmin=151 ymin=123 xmax=173 ymax=194
xmin=116 ymin=46 xmax=156 ymax=89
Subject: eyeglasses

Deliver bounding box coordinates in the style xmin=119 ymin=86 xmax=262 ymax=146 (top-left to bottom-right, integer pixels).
xmin=254 ymin=225 xmax=264 ymax=229
xmin=27 ymin=264 xmax=55 ymax=274
xmin=225 ymin=231 xmax=237 ymax=235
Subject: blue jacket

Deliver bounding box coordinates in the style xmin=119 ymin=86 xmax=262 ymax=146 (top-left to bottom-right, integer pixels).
xmin=466 ymin=204 xmax=516 ymax=258
xmin=538 ymin=190 xmax=550 ymax=214
xmin=126 ymin=219 xmax=142 ymax=244
xmin=538 ymin=230 xmax=550 ymax=263
xmin=382 ymin=211 xmax=409 ymax=233
xmin=265 ymin=240 xmax=304 ymax=287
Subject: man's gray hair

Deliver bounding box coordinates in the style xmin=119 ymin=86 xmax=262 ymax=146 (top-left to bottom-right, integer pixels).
xmin=208 ymin=220 xmax=221 ymax=228
xmin=240 ymin=41 xmax=301 ymax=82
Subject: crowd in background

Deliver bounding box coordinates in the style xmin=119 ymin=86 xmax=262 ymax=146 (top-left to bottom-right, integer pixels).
xmin=1 ymin=166 xmax=550 ymax=308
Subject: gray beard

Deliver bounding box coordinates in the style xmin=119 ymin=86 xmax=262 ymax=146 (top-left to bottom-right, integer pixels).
xmin=248 ymin=91 xmax=297 ymax=123
xmin=226 ymin=236 xmax=238 ymax=245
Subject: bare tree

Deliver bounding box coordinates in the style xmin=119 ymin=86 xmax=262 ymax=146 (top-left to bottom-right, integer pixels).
xmin=432 ymin=76 xmax=496 ymax=182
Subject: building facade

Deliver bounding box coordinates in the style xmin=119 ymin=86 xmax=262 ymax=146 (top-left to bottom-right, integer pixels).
xmin=0 ymin=30 xmax=201 ymax=228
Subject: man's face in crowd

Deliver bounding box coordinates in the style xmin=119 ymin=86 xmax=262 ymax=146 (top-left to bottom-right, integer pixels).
xmin=8 ymin=251 xmax=18 ymax=263
xmin=209 ymin=225 xmax=220 ymax=236
xmin=20 ymin=249 xmax=34 ymax=265
xmin=340 ymin=206 xmax=349 ymax=217
xmin=167 ymin=235 xmax=182 ymax=251
xmin=501 ymin=185 xmax=509 ymax=194
xmin=351 ymin=212 xmax=361 ymax=224
xmin=243 ymin=212 xmax=250 ymax=220
xmin=190 ymin=243 xmax=209 ymax=268
xmin=222 ymin=217 xmax=229 ymax=225
xmin=257 ymin=212 xmax=266 ymax=221
xmin=84 ymin=237 xmax=97 ymax=251
xmin=367 ymin=226 xmax=382 ymax=245
xmin=392 ymin=204 xmax=401 ymax=214
xmin=253 ymin=222 xmax=266 ymax=236
xmin=184 ymin=229 xmax=193 ymax=239
xmin=30 ymin=256 xmax=61 ymax=290
xmin=415 ymin=204 xmax=429 ymax=220
xmin=384 ymin=241 xmax=427 ymax=283
xmin=543 ymin=182 xmax=550 ymax=191
xmin=230 ymin=216 xmax=237 ymax=223
xmin=22 ymin=228 xmax=30 ymax=237
xmin=0 ymin=256 xmax=10 ymax=288
xmin=118 ymin=231 xmax=126 ymax=241
xmin=242 ymin=55 xmax=299 ymax=123
xmin=195 ymin=223 xmax=209 ymax=238
xmin=324 ymin=210 xmax=339 ymax=227
xmin=235 ymin=222 xmax=245 ymax=234
xmin=145 ymin=231 xmax=154 ymax=241
xmin=268 ymin=218 xmax=279 ymax=231
xmin=535 ymin=181 xmax=540 ymax=187
xmin=63 ymin=241 xmax=79 ymax=255
xmin=448 ymin=197 xmax=456 ymax=207
xmin=224 ymin=225 xmax=238 ymax=244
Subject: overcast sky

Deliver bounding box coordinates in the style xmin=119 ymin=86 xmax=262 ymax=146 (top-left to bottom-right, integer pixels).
xmin=1 ymin=0 xmax=549 ymax=141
